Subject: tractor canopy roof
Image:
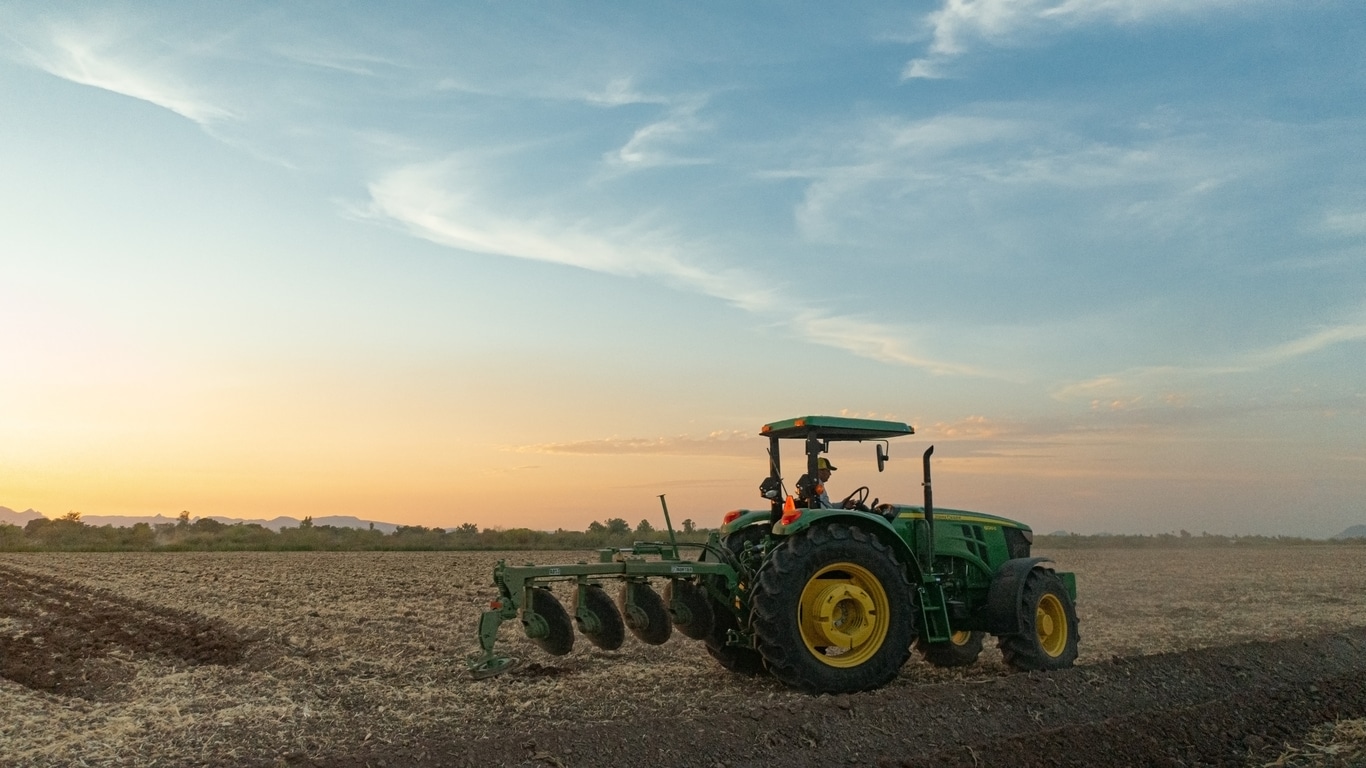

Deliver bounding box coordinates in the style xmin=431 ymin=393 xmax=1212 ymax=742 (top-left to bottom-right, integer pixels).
xmin=760 ymin=415 xmax=914 ymax=441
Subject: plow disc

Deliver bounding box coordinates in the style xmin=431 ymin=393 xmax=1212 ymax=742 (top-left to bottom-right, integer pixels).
xmin=574 ymin=584 xmax=625 ymax=650
xmin=664 ymin=579 xmax=714 ymax=640
xmin=466 ymin=537 xmax=741 ymax=679
xmin=621 ymin=581 xmax=673 ymax=645
xmin=525 ymin=587 xmax=575 ymax=656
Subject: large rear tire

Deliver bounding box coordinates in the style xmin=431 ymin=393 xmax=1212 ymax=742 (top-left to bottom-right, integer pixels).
xmin=915 ymin=630 xmax=985 ymax=668
xmin=750 ymin=523 xmax=914 ymax=694
xmin=998 ymin=569 xmax=1079 ymax=671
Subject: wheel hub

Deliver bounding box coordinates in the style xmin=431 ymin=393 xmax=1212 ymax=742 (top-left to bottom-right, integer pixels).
xmin=1036 ymin=593 xmax=1067 ymax=657
xmin=802 ymin=581 xmax=877 ymax=649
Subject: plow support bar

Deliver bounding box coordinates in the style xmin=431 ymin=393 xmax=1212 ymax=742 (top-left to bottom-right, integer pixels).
xmin=467 ymin=548 xmax=737 ymax=677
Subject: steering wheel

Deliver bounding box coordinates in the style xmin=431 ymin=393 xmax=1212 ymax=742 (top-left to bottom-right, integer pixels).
xmin=840 ymin=486 xmax=870 ymax=510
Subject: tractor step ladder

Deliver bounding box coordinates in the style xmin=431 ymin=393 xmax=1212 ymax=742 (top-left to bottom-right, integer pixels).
xmin=917 ymin=580 xmax=953 ymax=644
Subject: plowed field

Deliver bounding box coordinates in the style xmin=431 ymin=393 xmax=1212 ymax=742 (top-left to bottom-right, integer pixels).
xmin=1 ymin=547 xmax=1364 ymax=767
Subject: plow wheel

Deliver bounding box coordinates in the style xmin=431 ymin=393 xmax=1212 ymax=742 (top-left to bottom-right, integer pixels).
xmin=524 ymin=587 xmax=575 ymax=656
xmin=574 ymin=584 xmax=625 ymax=650
xmin=704 ymin=601 xmax=766 ymax=675
xmin=664 ymin=579 xmax=714 ymax=640
xmin=751 ymin=523 xmax=913 ymax=694
xmin=916 ymin=630 xmax=985 ymax=668
xmin=998 ymin=569 xmax=1079 ymax=672
xmin=620 ymin=581 xmax=673 ymax=645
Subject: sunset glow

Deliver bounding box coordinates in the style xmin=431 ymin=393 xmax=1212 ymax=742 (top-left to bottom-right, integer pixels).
xmin=2 ymin=2 xmax=1363 ymax=537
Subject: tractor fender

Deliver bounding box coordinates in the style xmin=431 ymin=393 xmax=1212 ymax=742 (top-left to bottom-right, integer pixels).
xmin=981 ymin=557 xmax=1058 ymax=635
xmin=718 ymin=509 xmax=772 ymax=539
xmin=770 ymin=509 xmax=918 ymax=574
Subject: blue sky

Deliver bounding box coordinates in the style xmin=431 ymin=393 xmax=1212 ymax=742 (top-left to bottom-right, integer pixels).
xmin=1 ymin=1 xmax=1363 ymax=536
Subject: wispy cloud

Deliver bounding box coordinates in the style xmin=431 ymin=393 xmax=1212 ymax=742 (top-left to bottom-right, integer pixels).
xmin=362 ymin=157 xmax=987 ymax=376
xmin=606 ymin=99 xmax=713 ymax=169
xmin=274 ymin=45 xmax=400 ymax=77
xmin=18 ymin=26 xmax=232 ymax=124
xmin=904 ymin=0 xmax=1256 ymax=79
xmin=790 ymin=111 xmax=1233 ymax=248
xmin=1245 ymin=315 xmax=1366 ymax=367
xmin=582 ymin=77 xmax=668 ymax=107
xmin=1319 ymin=208 xmax=1366 ymax=238
xmin=1054 ymin=306 xmax=1366 ymax=402
xmin=363 ymin=158 xmax=767 ymax=310
xmin=793 ymin=313 xmax=987 ymax=376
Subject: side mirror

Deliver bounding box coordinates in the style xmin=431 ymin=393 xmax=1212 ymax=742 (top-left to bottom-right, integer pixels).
xmin=876 ymin=444 xmax=888 ymax=472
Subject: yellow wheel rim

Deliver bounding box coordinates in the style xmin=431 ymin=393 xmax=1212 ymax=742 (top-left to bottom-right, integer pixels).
xmin=798 ymin=562 xmax=890 ymax=668
xmin=1036 ymin=593 xmax=1068 ymax=657
xmin=949 ymin=630 xmax=973 ymax=646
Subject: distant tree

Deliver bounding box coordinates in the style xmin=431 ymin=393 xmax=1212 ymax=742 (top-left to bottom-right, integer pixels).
xmin=300 ymin=516 xmax=314 ymax=529
xmin=192 ymin=517 xmax=225 ymax=533
xmin=456 ymin=522 xmax=479 ymax=536
xmin=0 ymin=522 xmax=24 ymax=550
xmin=587 ymin=521 xmax=607 ymax=534
xmin=681 ymin=519 xmax=695 ymax=534
xmin=177 ymin=510 xmax=190 ymax=528
xmin=62 ymin=511 xmax=82 ymax=523
xmin=605 ymin=518 xmax=630 ymax=535
xmin=128 ymin=522 xmax=156 ymax=548
xmin=635 ymin=519 xmax=654 ymax=535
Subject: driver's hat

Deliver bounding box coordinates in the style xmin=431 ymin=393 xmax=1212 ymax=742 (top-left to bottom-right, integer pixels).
xmin=817 ymin=458 xmax=837 ymax=471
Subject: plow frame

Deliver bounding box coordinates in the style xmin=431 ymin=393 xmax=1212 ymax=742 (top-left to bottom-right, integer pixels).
xmin=467 ymin=538 xmax=740 ymax=678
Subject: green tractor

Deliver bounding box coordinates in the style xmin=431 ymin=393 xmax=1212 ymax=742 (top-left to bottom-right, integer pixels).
xmin=468 ymin=415 xmax=1079 ymax=694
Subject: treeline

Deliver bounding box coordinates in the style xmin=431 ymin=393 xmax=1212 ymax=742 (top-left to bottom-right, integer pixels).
xmin=0 ymin=512 xmax=712 ymax=553
xmin=0 ymin=514 xmax=1361 ymax=553
xmin=1034 ymin=531 xmax=1366 ymax=549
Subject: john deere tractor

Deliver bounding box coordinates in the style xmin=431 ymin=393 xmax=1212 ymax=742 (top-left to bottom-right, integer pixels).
xmin=468 ymin=415 xmax=1079 ymax=694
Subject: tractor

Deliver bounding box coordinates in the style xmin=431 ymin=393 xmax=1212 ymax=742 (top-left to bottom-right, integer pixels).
xmin=467 ymin=415 xmax=1079 ymax=694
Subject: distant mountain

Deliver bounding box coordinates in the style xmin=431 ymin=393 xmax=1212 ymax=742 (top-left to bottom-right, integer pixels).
xmin=0 ymin=506 xmax=44 ymax=526
xmin=203 ymin=515 xmax=400 ymax=534
xmin=1333 ymin=525 xmax=1366 ymax=540
xmin=0 ymin=508 xmax=399 ymax=534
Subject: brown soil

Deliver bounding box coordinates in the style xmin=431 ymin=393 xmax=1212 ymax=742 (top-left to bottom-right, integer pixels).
xmin=2 ymin=550 xmax=1364 ymax=768
xmin=0 ymin=563 xmax=250 ymax=699
xmin=316 ymin=628 xmax=1366 ymax=768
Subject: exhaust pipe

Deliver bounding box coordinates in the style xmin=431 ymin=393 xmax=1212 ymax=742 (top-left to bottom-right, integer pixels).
xmin=922 ymin=446 xmax=935 ymax=577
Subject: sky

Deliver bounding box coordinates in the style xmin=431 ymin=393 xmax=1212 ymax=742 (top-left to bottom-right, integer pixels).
xmin=1 ymin=1 xmax=1363 ymax=537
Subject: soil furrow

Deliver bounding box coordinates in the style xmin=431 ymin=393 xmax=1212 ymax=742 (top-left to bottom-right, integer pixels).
xmin=312 ymin=628 xmax=1366 ymax=768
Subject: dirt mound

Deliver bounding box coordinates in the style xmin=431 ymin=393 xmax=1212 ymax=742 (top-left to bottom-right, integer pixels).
xmin=0 ymin=563 xmax=250 ymax=699
xmin=310 ymin=628 xmax=1366 ymax=768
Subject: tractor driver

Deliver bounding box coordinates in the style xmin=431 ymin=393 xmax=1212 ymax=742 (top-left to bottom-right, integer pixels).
xmin=815 ymin=458 xmax=837 ymax=508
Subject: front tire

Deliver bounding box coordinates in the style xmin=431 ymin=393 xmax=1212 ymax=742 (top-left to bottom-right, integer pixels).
xmin=998 ymin=569 xmax=1079 ymax=671
xmin=750 ymin=523 xmax=914 ymax=694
